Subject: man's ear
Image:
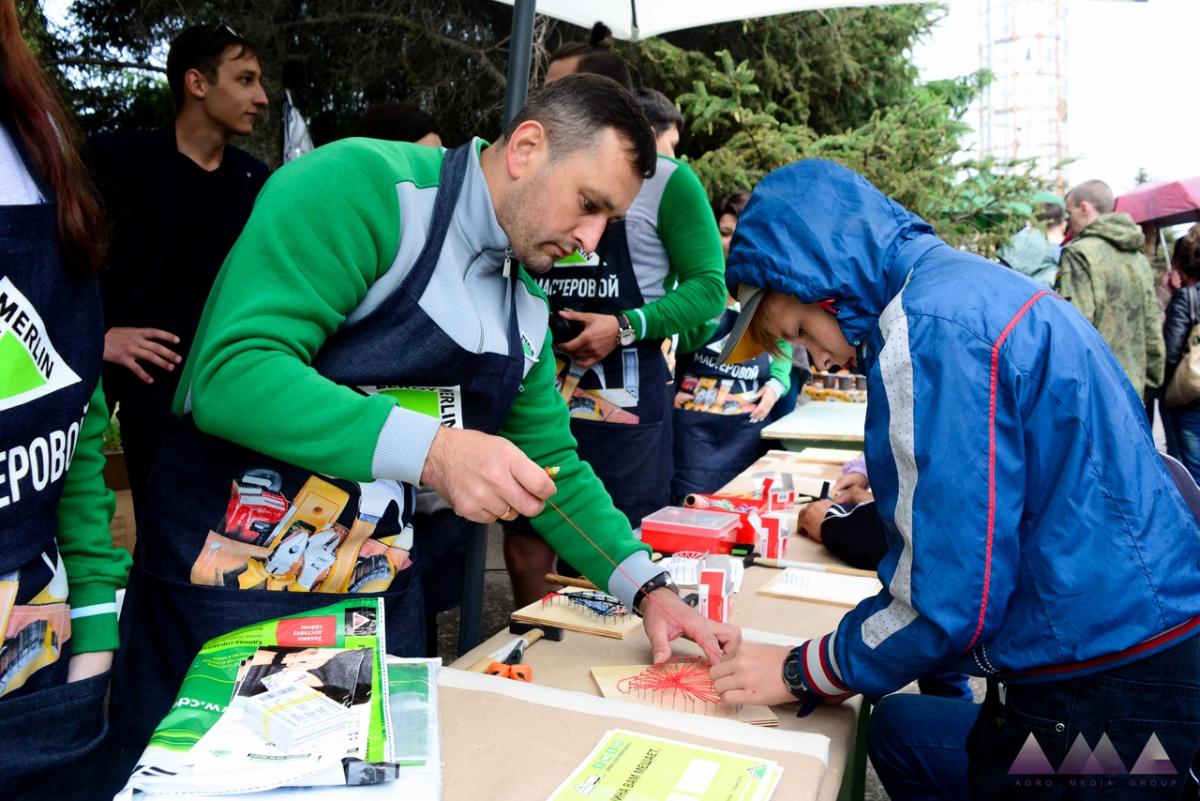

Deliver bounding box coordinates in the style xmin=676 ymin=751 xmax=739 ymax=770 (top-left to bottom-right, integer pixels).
xmin=504 ymin=120 xmax=546 ymax=180
xmin=183 ymin=68 xmax=209 ymax=101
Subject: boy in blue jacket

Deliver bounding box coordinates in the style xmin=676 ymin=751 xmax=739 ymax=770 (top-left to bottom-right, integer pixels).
xmin=709 ymin=160 xmax=1200 ymax=800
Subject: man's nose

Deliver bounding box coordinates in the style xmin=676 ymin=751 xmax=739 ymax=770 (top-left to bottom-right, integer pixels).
xmin=253 ymin=86 xmax=269 ymax=107
xmin=576 ymin=217 xmax=608 ymax=254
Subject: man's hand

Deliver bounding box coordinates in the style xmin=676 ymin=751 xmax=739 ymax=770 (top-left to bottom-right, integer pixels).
xmin=709 ymin=643 xmax=800 ymax=707
xmin=556 ymin=311 xmax=621 ymax=368
xmin=67 ymin=650 xmax=113 ymax=682
xmin=748 ymin=384 xmax=779 ymax=423
xmin=420 ymin=427 xmax=555 ymax=523
xmin=796 ymin=500 xmax=832 ymax=543
xmin=831 ymin=471 xmax=871 ymax=504
xmin=104 ymin=327 xmax=182 ymax=384
xmin=640 ymin=588 xmax=741 ymax=665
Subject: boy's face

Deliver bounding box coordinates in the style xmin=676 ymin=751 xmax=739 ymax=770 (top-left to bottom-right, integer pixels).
xmin=759 ymin=292 xmax=855 ymax=371
xmin=191 ymin=47 xmax=268 ymax=137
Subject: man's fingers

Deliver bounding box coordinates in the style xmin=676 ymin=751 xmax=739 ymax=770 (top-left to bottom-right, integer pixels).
xmin=143 ymin=341 xmax=182 ymax=362
xmin=134 ymin=348 xmax=175 ymax=371
xmin=642 ymin=616 xmax=672 ymax=664
xmin=708 ymin=659 xmax=734 ymax=681
xmin=511 ymin=458 xmax=556 ymax=501
xmin=143 ymin=328 xmax=181 ymax=344
xmin=125 ymin=359 xmax=154 ymax=384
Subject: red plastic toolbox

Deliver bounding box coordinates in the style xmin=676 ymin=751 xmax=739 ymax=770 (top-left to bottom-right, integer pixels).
xmin=640 ymin=506 xmax=741 ymax=555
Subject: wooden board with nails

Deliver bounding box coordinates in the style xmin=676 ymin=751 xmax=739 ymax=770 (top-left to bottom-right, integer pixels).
xmin=590 ymin=663 xmax=779 ymax=727
xmin=510 ymin=587 xmax=642 ymax=639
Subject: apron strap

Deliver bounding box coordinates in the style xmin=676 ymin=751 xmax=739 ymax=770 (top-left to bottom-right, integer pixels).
xmin=397 ymin=142 xmax=473 ymax=302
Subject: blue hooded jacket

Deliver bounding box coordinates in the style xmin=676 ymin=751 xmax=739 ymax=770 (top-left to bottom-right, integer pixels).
xmin=727 ymin=160 xmax=1200 ymax=699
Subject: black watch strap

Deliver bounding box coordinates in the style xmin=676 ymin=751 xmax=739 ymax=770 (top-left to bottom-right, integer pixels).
xmin=632 ymin=571 xmax=677 ymax=617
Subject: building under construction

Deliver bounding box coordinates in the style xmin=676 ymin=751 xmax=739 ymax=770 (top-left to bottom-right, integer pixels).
xmin=977 ymin=0 xmax=1069 ymax=189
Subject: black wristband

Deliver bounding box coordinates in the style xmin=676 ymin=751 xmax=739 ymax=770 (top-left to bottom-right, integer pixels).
xmin=632 ymin=571 xmax=678 ymax=617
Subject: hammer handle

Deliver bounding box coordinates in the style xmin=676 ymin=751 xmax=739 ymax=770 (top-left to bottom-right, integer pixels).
xmin=545 ymin=573 xmax=598 ymax=590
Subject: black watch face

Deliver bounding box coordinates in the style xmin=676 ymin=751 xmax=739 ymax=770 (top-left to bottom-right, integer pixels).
xmin=783 ymin=653 xmax=805 ymax=689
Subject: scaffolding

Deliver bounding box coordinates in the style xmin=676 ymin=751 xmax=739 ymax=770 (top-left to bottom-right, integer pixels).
xmin=978 ymin=0 xmax=1069 ymax=190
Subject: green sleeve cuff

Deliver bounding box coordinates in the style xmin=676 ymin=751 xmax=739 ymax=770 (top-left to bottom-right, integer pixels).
xmin=70 ymin=582 xmax=121 ymax=654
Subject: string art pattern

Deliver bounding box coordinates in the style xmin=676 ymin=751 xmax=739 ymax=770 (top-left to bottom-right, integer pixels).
xmin=541 ymin=590 xmax=630 ymax=622
xmin=615 ymin=657 xmax=738 ymax=716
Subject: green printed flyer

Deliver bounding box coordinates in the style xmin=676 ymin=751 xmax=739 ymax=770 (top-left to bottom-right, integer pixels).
xmin=546 ymin=729 xmax=783 ymax=801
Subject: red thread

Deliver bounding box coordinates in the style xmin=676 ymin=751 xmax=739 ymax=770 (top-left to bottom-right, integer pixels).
xmin=616 ymin=657 xmax=722 ymax=705
xmin=967 ymin=289 xmax=1052 ymax=651
xmin=545 ymin=498 xmax=688 ymax=632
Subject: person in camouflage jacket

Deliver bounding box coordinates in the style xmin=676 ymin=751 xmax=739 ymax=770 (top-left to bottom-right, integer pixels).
xmin=1058 ymin=179 xmax=1165 ymax=398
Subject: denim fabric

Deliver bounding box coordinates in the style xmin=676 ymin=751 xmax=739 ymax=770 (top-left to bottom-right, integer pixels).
xmin=1170 ymin=407 xmax=1200 ymax=485
xmin=869 ymin=633 xmax=1200 ymax=800
xmin=917 ymin=668 xmax=974 ymax=701
xmin=0 ymin=671 xmax=110 ymax=801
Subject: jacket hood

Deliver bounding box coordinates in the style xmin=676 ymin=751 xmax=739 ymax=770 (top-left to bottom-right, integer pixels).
xmin=1077 ymin=212 xmax=1145 ymax=253
xmin=724 ymin=159 xmax=940 ymax=346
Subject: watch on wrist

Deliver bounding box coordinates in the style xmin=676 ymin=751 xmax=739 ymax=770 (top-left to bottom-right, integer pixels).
xmin=616 ymin=313 xmax=636 ymax=347
xmin=631 ymin=571 xmax=679 ymax=617
xmin=782 ymin=646 xmax=823 ymax=703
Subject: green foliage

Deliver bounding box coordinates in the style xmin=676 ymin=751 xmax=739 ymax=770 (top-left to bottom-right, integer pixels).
xmin=36 ymin=1 xmax=1052 ymax=249
xmin=615 ymin=13 xmax=1050 ymax=253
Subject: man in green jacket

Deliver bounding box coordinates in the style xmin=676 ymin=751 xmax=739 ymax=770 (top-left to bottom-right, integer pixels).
xmin=106 ymin=75 xmax=737 ymax=773
xmin=1058 ymin=179 xmax=1164 ymax=398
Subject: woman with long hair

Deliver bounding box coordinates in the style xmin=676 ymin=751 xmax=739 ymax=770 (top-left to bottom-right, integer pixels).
xmin=0 ymin=2 xmax=130 ymax=796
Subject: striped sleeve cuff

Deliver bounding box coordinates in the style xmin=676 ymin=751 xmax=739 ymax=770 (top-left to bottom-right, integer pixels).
xmin=371 ymin=406 xmax=442 ymax=486
xmin=628 ymin=308 xmax=648 ymax=340
xmin=765 ymin=378 xmax=786 ymax=398
xmin=796 ymin=632 xmax=851 ymax=697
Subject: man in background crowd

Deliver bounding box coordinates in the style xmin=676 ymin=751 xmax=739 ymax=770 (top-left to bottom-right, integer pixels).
xmin=90 ymin=23 xmax=269 ymax=509
xmin=1058 ymin=178 xmax=1164 ymax=401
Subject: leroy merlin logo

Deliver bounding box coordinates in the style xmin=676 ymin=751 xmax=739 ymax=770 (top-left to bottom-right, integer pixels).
xmin=0 ymin=277 xmax=81 ymax=413
xmin=1009 ymin=731 xmax=1179 ymax=791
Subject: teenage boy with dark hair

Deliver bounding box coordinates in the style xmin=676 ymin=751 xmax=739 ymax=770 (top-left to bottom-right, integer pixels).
xmin=89 ymin=23 xmax=270 ymax=510
xmin=103 ymin=73 xmax=737 ymax=780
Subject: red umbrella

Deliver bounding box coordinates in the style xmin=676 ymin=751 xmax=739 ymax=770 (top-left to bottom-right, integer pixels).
xmin=1115 ymin=177 xmax=1200 ymax=227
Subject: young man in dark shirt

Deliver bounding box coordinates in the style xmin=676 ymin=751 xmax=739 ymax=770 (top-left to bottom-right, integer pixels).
xmin=90 ymin=24 xmax=269 ymax=508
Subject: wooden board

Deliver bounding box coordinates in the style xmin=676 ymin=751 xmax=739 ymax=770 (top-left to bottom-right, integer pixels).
xmin=590 ymin=664 xmax=779 ymax=727
xmin=510 ymin=587 xmax=642 ymax=639
xmin=758 ymin=568 xmax=882 ymax=609
xmin=796 ymin=447 xmax=862 ymax=465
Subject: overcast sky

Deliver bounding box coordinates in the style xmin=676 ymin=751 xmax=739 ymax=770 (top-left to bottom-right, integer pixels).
xmin=911 ymin=0 xmax=1200 ymax=194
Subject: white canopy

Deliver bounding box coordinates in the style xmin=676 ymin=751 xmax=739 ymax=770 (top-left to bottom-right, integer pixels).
xmin=493 ymin=0 xmax=920 ymax=40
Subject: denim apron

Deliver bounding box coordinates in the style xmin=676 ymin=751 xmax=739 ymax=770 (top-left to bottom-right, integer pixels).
xmin=0 ymin=127 xmax=110 ymax=799
xmin=105 ymin=143 xmax=526 ymax=772
xmin=671 ymin=308 xmax=772 ymax=499
xmin=544 ymin=221 xmax=673 ymax=534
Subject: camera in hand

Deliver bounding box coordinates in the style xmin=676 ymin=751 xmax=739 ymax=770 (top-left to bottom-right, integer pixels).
xmin=549 ymin=311 xmax=585 ymax=343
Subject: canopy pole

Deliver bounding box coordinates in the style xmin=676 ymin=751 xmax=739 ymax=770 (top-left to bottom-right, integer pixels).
xmin=503 ymin=0 xmax=537 ymax=127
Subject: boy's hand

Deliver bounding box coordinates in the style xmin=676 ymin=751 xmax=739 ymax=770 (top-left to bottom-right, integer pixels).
xmin=797 ymin=500 xmax=832 ymax=542
xmin=709 ymin=643 xmax=797 ymax=707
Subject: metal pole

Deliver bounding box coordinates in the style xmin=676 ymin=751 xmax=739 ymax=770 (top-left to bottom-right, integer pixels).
xmin=502 ymin=0 xmax=537 ymax=127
